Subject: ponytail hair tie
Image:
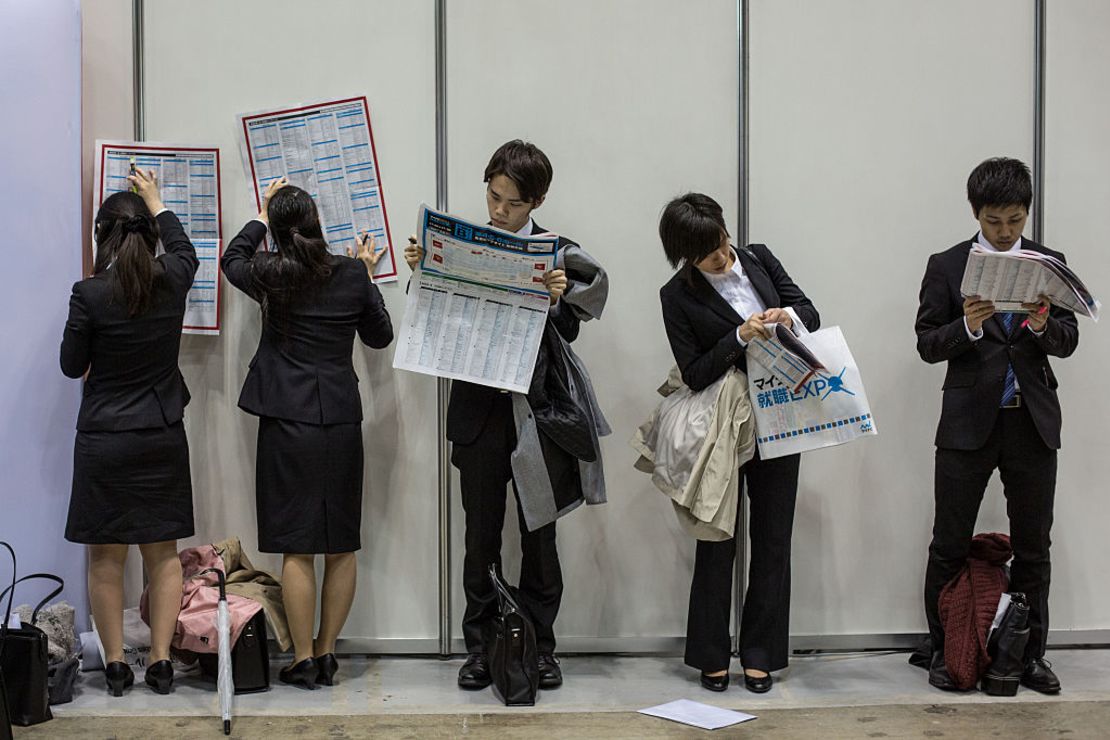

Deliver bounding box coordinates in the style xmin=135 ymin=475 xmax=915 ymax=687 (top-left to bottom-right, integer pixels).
xmin=121 ymin=214 xmax=149 ymax=235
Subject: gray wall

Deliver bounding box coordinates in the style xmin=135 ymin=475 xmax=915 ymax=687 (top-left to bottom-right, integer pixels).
xmin=0 ymin=0 xmax=86 ymax=620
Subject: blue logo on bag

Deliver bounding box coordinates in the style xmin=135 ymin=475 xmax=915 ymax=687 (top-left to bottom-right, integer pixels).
xmin=818 ymin=367 xmax=855 ymax=400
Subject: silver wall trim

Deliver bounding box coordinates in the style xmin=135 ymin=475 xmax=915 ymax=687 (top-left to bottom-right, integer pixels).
xmin=434 ymin=0 xmax=452 ymax=659
xmin=132 ymin=0 xmax=144 ymax=139
xmin=1032 ymin=0 xmax=1046 ymax=241
xmin=732 ymin=0 xmax=750 ymax=657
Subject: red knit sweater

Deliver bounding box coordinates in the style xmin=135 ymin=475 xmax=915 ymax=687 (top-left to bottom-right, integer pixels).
xmin=938 ymin=532 xmax=1012 ymax=690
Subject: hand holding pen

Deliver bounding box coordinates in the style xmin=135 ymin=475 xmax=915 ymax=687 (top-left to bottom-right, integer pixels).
xmin=1020 ymin=295 xmax=1051 ymax=331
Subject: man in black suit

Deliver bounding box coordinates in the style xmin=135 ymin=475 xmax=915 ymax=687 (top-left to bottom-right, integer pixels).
xmin=404 ymin=140 xmax=577 ymax=690
xmin=915 ymin=158 xmax=1079 ymax=693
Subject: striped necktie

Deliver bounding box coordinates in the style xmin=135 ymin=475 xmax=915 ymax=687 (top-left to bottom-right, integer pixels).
xmin=1000 ymin=313 xmax=1017 ymax=407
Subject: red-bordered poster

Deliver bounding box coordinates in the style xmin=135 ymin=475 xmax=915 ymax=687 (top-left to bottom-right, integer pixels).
xmin=93 ymin=140 xmax=223 ymax=335
xmin=237 ymin=96 xmax=397 ymax=282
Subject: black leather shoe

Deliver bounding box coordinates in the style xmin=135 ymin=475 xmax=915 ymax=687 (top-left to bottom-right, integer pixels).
xmin=700 ymin=671 xmax=729 ymax=692
xmin=928 ymin=652 xmax=961 ymax=691
xmin=144 ymin=659 xmax=174 ymax=695
xmin=743 ymin=670 xmax=773 ymax=693
xmin=1021 ymin=657 xmax=1061 ymax=694
xmin=279 ymin=657 xmax=318 ymax=690
xmin=315 ymin=653 xmax=339 ymax=686
xmin=458 ymin=653 xmax=491 ymax=690
xmin=538 ymin=653 xmax=563 ymax=689
xmin=105 ymin=661 xmax=134 ymax=697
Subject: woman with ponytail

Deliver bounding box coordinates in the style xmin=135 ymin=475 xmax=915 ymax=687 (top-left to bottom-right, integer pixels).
xmin=222 ymin=177 xmax=393 ymax=689
xmin=60 ymin=169 xmax=199 ymax=697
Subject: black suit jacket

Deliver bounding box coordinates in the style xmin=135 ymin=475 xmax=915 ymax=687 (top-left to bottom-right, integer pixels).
xmin=446 ymin=223 xmax=581 ymax=445
xmin=660 ymin=244 xmax=820 ymax=392
xmin=60 ymin=210 xmax=199 ymax=431
xmin=222 ymin=220 xmax=393 ymax=424
xmin=915 ymin=236 xmax=1078 ymax=450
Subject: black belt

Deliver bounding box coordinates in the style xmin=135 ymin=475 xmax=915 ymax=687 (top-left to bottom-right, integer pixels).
xmin=1000 ymin=392 xmax=1022 ymax=409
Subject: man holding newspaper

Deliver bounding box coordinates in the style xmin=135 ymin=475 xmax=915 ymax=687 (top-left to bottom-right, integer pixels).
xmin=915 ymin=157 xmax=1089 ymax=695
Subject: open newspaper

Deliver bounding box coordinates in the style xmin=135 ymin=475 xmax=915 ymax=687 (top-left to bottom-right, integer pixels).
xmin=392 ymin=204 xmax=557 ymax=393
xmin=961 ymin=245 xmax=1100 ymax=320
xmin=746 ymin=323 xmax=826 ymax=393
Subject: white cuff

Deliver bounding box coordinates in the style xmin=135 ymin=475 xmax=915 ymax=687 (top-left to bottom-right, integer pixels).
xmin=736 ymin=326 xmax=748 ymax=347
xmin=964 ymin=316 xmax=984 ymax=341
xmin=154 ymin=207 xmax=169 ymax=217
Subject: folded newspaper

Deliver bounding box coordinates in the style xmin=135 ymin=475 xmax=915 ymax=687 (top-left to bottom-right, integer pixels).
xmin=746 ymin=323 xmax=825 ymax=393
xmin=960 ymin=245 xmax=1100 ymax=320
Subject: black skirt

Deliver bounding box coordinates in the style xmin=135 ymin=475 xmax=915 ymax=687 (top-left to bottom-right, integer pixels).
xmin=256 ymin=417 xmax=363 ymax=554
xmin=66 ymin=422 xmax=194 ymax=545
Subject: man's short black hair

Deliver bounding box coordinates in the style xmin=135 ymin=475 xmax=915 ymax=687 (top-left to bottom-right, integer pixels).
xmin=484 ymin=140 xmax=553 ymax=203
xmin=659 ymin=192 xmax=730 ymax=268
xmin=967 ymin=157 xmax=1032 ymax=216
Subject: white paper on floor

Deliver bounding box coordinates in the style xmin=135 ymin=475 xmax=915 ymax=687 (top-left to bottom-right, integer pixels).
xmin=638 ymin=699 xmax=756 ymax=730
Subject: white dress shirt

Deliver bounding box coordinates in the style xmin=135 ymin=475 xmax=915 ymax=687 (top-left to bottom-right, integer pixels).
xmin=699 ymin=251 xmax=766 ymax=345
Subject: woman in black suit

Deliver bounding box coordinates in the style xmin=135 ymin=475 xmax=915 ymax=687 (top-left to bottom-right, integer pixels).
xmin=61 ymin=169 xmax=197 ymax=696
xmin=658 ymin=193 xmax=819 ymax=694
xmin=222 ymin=178 xmax=393 ymax=689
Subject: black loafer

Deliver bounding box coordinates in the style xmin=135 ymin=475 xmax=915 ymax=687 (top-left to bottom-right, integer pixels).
xmin=279 ymin=657 xmax=318 ymax=690
xmin=1021 ymin=657 xmax=1061 ymax=694
xmin=538 ymin=653 xmax=562 ymax=689
xmin=316 ymin=653 xmax=339 ymax=686
xmin=700 ymin=671 xmax=729 ymax=692
xmin=458 ymin=653 xmax=491 ymax=690
xmin=743 ymin=670 xmax=772 ymax=693
xmin=144 ymin=659 xmax=174 ymax=695
xmin=928 ymin=652 xmax=961 ymax=692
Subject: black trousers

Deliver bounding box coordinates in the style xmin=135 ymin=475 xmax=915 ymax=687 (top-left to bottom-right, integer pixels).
xmin=925 ymin=404 xmax=1057 ymax=660
xmin=453 ymin=393 xmax=562 ymax=655
xmin=684 ymin=451 xmax=800 ymax=673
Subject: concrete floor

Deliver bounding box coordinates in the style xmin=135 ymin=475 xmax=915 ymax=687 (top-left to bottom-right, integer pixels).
xmin=18 ymin=649 xmax=1110 ymax=738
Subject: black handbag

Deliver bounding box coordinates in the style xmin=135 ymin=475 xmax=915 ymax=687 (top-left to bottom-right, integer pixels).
xmin=981 ymin=592 xmax=1031 ymax=696
xmin=198 ymin=608 xmax=270 ymax=694
xmin=0 ymin=542 xmax=60 ymax=727
xmin=484 ymin=564 xmax=539 ymax=706
xmin=1 ymin=668 xmax=12 ymax=740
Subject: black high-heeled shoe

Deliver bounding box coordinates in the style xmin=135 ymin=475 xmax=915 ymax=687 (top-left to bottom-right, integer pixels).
xmin=145 ymin=659 xmax=174 ymax=694
xmin=279 ymin=657 xmax=318 ymax=690
xmin=105 ymin=661 xmax=134 ymax=697
xmin=315 ymin=653 xmax=339 ymax=686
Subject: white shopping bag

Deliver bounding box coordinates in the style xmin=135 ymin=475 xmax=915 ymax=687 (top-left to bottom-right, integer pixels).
xmin=747 ymin=325 xmax=876 ymax=459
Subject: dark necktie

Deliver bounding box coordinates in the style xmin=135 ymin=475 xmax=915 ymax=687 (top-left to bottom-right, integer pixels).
xmin=1000 ymin=312 xmax=1017 ymax=406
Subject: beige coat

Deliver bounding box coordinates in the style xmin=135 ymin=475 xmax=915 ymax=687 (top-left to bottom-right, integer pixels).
xmin=631 ymin=366 xmax=755 ymax=541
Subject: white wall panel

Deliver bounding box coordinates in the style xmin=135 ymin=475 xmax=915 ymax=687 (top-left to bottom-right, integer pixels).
xmin=143 ymin=0 xmax=439 ymax=642
xmin=748 ymin=0 xmax=1037 ymax=636
xmin=446 ymin=0 xmax=739 ymax=645
xmin=1043 ymin=0 xmax=1110 ymax=634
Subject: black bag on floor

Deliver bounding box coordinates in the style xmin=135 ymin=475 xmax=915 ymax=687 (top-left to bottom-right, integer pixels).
xmin=0 ymin=543 xmax=59 ymax=727
xmin=199 ymin=608 xmax=270 ymax=694
xmin=485 ymin=564 xmax=539 ymax=706
xmin=1 ymin=668 xmax=12 ymax=740
xmin=981 ymin=592 xmax=1030 ymax=696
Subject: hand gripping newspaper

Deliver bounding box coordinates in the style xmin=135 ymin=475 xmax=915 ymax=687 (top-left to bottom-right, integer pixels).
xmin=393 ymin=204 xmax=559 ymax=393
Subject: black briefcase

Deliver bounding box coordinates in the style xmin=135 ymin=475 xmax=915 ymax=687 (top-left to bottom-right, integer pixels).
xmin=199 ymin=609 xmax=270 ymax=694
xmin=484 ymin=564 xmax=539 ymax=706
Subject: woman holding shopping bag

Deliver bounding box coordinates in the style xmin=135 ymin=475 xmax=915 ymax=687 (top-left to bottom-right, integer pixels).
xmin=657 ymin=193 xmax=819 ymax=693
xmin=222 ymin=177 xmax=393 ymax=689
